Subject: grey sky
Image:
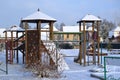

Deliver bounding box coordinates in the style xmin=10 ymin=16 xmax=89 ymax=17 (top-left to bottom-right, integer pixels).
xmin=0 ymin=0 xmax=120 ymax=28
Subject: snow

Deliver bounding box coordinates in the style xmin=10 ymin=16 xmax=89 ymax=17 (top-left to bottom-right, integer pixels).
xmin=81 ymin=14 xmax=101 ymax=21
xmin=42 ymin=25 xmax=59 ymax=31
xmin=109 ymin=26 xmax=120 ymax=37
xmin=63 ymin=26 xmax=80 ymax=32
xmin=62 ymin=26 xmax=97 ymax=32
xmin=0 ymin=28 xmax=6 ymax=37
xmin=22 ymin=10 xmax=56 ymax=21
xmin=5 ymin=25 xmax=24 ymax=31
xmin=0 ymin=49 xmax=120 ymax=80
xmin=0 ymin=49 xmax=100 ymax=80
xmin=113 ymin=26 xmax=120 ymax=32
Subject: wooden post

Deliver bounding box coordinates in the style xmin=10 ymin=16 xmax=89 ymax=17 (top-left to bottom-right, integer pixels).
xmin=25 ymin=22 xmax=28 ymax=64
xmin=5 ymin=31 xmax=7 ymax=42
xmin=49 ymin=22 xmax=54 ymax=40
xmin=11 ymin=31 xmax=13 ymax=64
xmin=16 ymin=31 xmax=19 ymax=63
xmin=37 ymin=21 xmax=41 ymax=63
xmin=83 ymin=21 xmax=86 ymax=66
xmin=49 ymin=22 xmax=54 ymax=65
xmin=97 ymin=21 xmax=100 ymax=65
xmin=79 ymin=22 xmax=82 ymax=65
xmin=92 ymin=21 xmax=96 ymax=64
xmin=22 ymin=31 xmax=25 ymax=64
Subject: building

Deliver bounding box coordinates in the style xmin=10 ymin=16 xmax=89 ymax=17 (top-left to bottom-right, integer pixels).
xmin=62 ymin=25 xmax=97 ymax=41
xmin=109 ymin=26 xmax=120 ymax=38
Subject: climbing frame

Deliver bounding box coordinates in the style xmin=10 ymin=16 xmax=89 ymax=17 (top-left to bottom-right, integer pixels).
xmin=25 ymin=30 xmax=40 ymax=65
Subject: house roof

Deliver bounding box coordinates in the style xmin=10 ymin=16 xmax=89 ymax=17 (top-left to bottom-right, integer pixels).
xmin=109 ymin=26 xmax=120 ymax=37
xmin=63 ymin=26 xmax=97 ymax=32
xmin=78 ymin=14 xmax=101 ymax=22
xmin=22 ymin=9 xmax=56 ymax=23
xmin=112 ymin=26 xmax=120 ymax=32
xmin=42 ymin=25 xmax=59 ymax=31
xmin=63 ymin=26 xmax=80 ymax=32
xmin=0 ymin=28 xmax=6 ymax=37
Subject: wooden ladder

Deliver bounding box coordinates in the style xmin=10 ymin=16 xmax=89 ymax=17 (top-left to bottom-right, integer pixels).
xmin=6 ymin=40 xmax=13 ymax=64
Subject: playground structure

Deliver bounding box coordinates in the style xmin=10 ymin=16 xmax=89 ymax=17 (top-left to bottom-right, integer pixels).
xmin=4 ymin=28 xmax=25 ymax=64
xmin=5 ymin=9 xmax=69 ymax=71
xmin=75 ymin=14 xmax=103 ymax=66
xmin=4 ymin=9 xmax=109 ymax=73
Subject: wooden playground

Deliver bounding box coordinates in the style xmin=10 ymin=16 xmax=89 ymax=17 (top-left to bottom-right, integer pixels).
xmin=3 ymin=10 xmax=108 ymax=74
xmin=4 ymin=10 xmax=69 ymax=73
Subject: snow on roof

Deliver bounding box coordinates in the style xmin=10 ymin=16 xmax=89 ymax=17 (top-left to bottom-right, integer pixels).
xmin=0 ymin=28 xmax=6 ymax=37
xmin=81 ymin=14 xmax=101 ymax=21
xmin=5 ymin=25 xmax=24 ymax=31
xmin=42 ymin=25 xmax=59 ymax=31
xmin=63 ymin=26 xmax=79 ymax=32
xmin=113 ymin=26 xmax=120 ymax=32
xmin=109 ymin=26 xmax=120 ymax=37
xmin=63 ymin=26 xmax=97 ymax=32
xmin=22 ymin=9 xmax=56 ymax=22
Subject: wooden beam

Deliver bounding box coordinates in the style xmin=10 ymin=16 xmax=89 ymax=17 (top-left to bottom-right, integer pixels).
xmin=92 ymin=21 xmax=96 ymax=64
xmin=49 ymin=22 xmax=54 ymax=40
xmin=16 ymin=31 xmax=19 ymax=63
xmin=79 ymin=23 xmax=82 ymax=65
xmin=83 ymin=21 xmax=86 ymax=66
xmin=25 ymin=22 xmax=28 ymax=64
xmin=37 ymin=21 xmax=42 ymax=63
xmin=11 ymin=31 xmax=13 ymax=64
xmin=97 ymin=21 xmax=100 ymax=65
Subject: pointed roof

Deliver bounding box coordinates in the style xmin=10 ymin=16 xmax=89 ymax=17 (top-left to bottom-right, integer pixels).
xmin=22 ymin=9 xmax=56 ymax=23
xmin=4 ymin=25 xmax=24 ymax=32
xmin=77 ymin=14 xmax=101 ymax=23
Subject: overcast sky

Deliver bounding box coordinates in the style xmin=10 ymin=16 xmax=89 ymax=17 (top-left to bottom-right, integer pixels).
xmin=0 ymin=0 xmax=120 ymax=28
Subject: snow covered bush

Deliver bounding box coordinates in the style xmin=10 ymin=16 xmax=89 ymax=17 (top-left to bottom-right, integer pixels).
xmin=27 ymin=61 xmax=62 ymax=78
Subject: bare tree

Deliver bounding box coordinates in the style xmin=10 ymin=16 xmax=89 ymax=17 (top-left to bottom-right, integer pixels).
xmin=19 ymin=22 xmax=31 ymax=29
xmin=99 ymin=19 xmax=115 ymax=39
xmin=60 ymin=23 xmax=65 ymax=31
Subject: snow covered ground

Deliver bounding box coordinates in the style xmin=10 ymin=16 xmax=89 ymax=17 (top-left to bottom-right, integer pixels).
xmin=0 ymin=49 xmax=100 ymax=80
xmin=0 ymin=49 xmax=120 ymax=80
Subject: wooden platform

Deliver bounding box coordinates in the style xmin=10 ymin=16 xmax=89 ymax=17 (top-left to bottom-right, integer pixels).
xmin=87 ymin=52 xmax=108 ymax=56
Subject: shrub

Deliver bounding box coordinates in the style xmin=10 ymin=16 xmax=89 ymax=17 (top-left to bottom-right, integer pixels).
xmin=59 ymin=42 xmax=74 ymax=49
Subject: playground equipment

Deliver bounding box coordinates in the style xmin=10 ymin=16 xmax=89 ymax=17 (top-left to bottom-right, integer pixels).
xmin=5 ymin=9 xmax=69 ymax=72
xmin=76 ymin=14 xmax=102 ymax=66
xmin=4 ymin=28 xmax=25 ymax=64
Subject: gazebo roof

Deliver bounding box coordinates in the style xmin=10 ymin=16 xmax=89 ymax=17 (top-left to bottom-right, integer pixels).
xmin=77 ymin=14 xmax=101 ymax=23
xmin=4 ymin=25 xmax=24 ymax=32
xmin=21 ymin=9 xmax=56 ymax=23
